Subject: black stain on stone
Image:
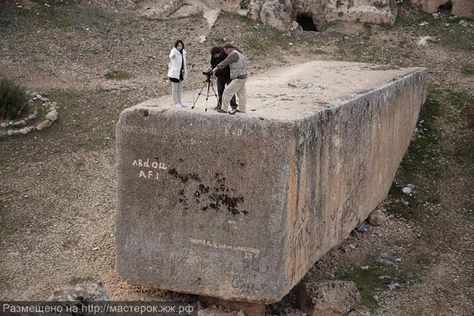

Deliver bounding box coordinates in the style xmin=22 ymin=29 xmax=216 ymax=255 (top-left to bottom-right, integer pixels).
xmin=205 ymin=173 xmax=246 ymax=215
xmin=198 ymin=184 xmax=209 ymax=194
xmin=177 ymin=189 xmax=186 ymax=204
xmin=189 ymin=173 xmax=201 ymax=181
xmin=168 ymin=168 xmax=202 ymax=183
xmin=209 ymin=192 xmax=246 ymax=215
xmin=171 ymin=169 xmax=246 ymax=215
xmin=169 ymin=167 xmax=179 ymax=177
xmin=194 ymin=183 xmax=210 ymax=200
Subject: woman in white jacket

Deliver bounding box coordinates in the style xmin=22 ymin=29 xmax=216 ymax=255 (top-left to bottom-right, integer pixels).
xmin=167 ymin=40 xmax=188 ymax=107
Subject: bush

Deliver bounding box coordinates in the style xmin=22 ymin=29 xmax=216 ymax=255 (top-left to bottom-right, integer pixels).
xmin=0 ymin=78 xmax=28 ymax=120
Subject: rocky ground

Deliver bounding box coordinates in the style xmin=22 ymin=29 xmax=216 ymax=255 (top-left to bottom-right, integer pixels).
xmin=0 ymin=1 xmax=473 ymax=315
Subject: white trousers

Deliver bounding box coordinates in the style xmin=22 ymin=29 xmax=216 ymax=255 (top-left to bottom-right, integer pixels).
xmin=171 ymin=81 xmax=182 ymax=105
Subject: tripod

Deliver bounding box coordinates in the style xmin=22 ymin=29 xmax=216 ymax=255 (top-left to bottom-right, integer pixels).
xmin=192 ymin=75 xmax=218 ymax=112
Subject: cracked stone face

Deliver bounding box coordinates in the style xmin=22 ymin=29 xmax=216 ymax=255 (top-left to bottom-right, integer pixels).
xmin=115 ymin=61 xmax=427 ymax=303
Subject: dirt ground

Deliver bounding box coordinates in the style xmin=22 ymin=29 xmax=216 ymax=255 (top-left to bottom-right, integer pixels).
xmin=0 ymin=1 xmax=473 ymax=315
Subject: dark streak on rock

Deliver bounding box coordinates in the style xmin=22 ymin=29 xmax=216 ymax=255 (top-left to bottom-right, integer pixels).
xmin=173 ymin=170 xmax=246 ymax=215
xmin=168 ymin=167 xmax=202 ymax=183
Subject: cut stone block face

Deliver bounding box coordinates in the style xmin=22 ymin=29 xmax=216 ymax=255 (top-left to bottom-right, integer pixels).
xmin=116 ymin=61 xmax=427 ymax=303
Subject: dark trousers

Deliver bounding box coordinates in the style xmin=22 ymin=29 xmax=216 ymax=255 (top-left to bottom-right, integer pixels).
xmin=217 ymin=77 xmax=237 ymax=108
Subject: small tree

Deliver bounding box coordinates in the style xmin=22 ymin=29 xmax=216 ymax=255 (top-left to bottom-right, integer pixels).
xmin=0 ymin=78 xmax=28 ymax=120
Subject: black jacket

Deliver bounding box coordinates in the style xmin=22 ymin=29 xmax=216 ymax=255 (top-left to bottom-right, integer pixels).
xmin=211 ymin=53 xmax=231 ymax=81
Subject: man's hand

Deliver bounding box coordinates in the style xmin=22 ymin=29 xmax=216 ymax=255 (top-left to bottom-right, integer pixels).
xmin=211 ymin=67 xmax=218 ymax=75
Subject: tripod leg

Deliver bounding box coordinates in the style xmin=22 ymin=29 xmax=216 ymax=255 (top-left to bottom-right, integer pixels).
xmin=207 ymin=81 xmax=219 ymax=111
xmin=192 ymin=83 xmax=207 ymax=109
xmin=204 ymin=80 xmax=212 ymax=112
xmin=211 ymin=83 xmax=218 ymax=100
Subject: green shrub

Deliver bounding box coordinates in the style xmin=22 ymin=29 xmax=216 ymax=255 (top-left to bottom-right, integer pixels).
xmin=0 ymin=79 xmax=28 ymax=120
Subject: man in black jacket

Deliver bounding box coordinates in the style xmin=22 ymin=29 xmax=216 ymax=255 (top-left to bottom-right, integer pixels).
xmin=210 ymin=46 xmax=237 ymax=112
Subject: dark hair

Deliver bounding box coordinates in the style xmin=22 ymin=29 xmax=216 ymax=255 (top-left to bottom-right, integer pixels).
xmin=222 ymin=43 xmax=235 ymax=49
xmin=223 ymin=42 xmax=243 ymax=53
xmin=174 ymin=40 xmax=184 ymax=50
xmin=210 ymin=46 xmax=223 ymax=55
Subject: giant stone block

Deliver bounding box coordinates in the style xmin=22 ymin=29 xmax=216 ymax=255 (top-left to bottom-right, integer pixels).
xmin=116 ymin=61 xmax=427 ymax=303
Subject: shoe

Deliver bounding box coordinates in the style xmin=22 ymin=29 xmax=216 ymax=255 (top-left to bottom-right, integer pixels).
xmin=213 ymin=106 xmax=225 ymax=113
xmin=178 ymin=101 xmax=186 ymax=107
xmin=229 ymin=107 xmax=237 ymax=115
xmin=174 ymin=103 xmax=183 ymax=108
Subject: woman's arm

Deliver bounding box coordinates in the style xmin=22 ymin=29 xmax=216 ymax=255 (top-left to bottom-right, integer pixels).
xmin=169 ymin=48 xmax=176 ymax=59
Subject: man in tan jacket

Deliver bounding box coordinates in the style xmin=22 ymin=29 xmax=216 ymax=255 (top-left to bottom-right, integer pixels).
xmin=211 ymin=43 xmax=247 ymax=114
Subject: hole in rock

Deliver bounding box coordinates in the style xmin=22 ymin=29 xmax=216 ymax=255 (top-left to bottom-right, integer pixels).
xmin=296 ymin=13 xmax=318 ymax=31
xmin=438 ymin=0 xmax=453 ymax=14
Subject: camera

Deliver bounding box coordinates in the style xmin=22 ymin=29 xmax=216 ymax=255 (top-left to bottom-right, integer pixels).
xmin=202 ymin=70 xmax=212 ymax=82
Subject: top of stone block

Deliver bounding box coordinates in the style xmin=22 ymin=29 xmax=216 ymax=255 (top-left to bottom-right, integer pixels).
xmin=128 ymin=60 xmax=425 ymax=120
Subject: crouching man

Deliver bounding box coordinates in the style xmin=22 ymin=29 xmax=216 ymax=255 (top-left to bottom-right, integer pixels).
xmin=209 ymin=46 xmax=237 ymax=113
xmin=211 ymin=43 xmax=247 ymax=115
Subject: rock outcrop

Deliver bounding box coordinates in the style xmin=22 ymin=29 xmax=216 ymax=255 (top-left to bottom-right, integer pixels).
xmin=82 ymin=0 xmax=399 ymax=30
xmin=243 ymin=0 xmax=397 ymax=30
xmin=411 ymin=0 xmax=474 ymax=18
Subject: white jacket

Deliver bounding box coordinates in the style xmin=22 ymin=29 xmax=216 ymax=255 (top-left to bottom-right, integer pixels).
xmin=167 ymin=47 xmax=187 ymax=80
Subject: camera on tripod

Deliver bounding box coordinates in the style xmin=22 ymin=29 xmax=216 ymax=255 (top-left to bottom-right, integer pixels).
xmin=192 ymin=70 xmax=218 ymax=111
xmin=202 ymin=70 xmax=213 ymax=82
